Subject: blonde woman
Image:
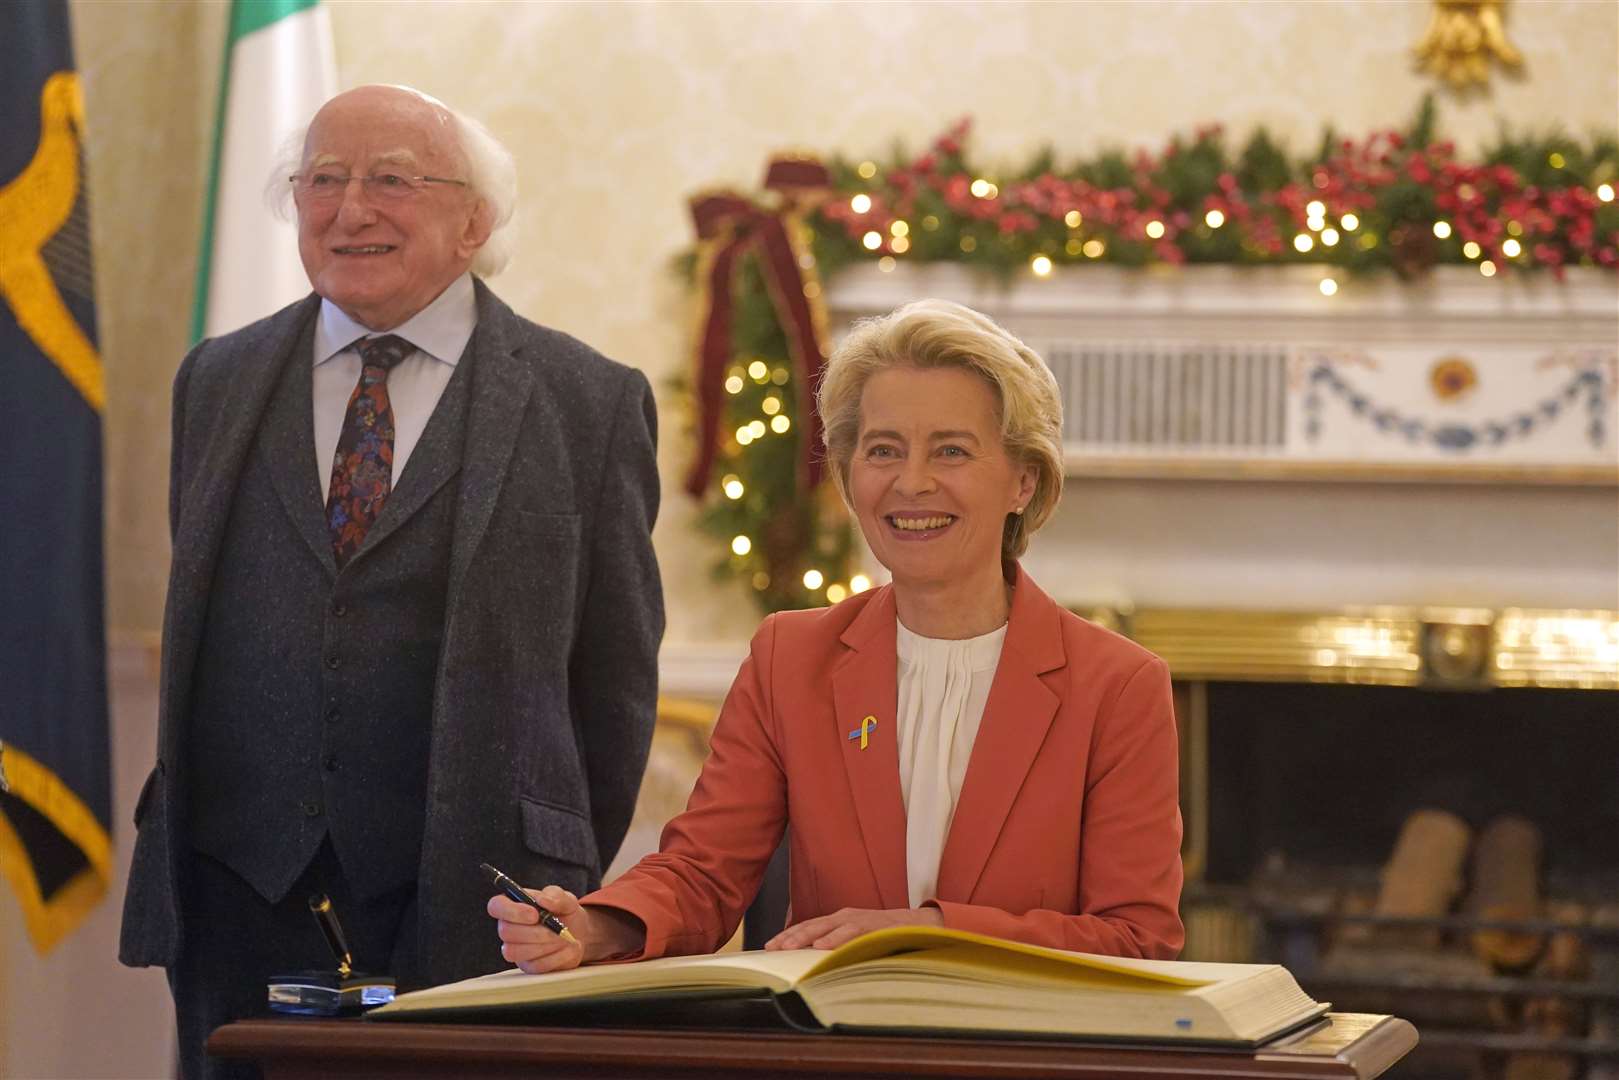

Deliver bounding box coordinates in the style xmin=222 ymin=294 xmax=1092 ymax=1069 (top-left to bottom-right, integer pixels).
xmin=492 ymin=299 xmax=1183 ymax=969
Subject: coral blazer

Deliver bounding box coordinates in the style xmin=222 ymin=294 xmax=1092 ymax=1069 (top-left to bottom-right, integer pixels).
xmin=588 ymin=564 xmax=1184 ymax=960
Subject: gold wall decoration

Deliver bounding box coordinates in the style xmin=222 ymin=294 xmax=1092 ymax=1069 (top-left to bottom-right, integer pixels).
xmin=1415 ymin=1 xmax=1524 ymax=88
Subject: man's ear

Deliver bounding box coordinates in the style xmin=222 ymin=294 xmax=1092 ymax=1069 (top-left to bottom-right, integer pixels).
xmin=458 ymin=199 xmax=494 ymax=258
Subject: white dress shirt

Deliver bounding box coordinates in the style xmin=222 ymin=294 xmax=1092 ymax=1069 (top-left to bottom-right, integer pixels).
xmin=894 ymin=619 xmax=1008 ymax=908
xmin=312 ymin=272 xmax=477 ymax=495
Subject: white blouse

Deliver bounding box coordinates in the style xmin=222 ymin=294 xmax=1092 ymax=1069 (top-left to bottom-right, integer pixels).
xmin=894 ymin=619 xmax=1007 ymax=908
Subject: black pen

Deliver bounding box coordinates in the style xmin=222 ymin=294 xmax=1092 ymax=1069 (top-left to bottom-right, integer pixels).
xmin=308 ymin=893 xmax=353 ymax=978
xmin=480 ymin=861 xmax=578 ymax=943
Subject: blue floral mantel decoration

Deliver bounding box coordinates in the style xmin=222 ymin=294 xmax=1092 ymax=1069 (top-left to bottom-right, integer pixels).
xmin=1304 ymin=362 xmax=1611 ymax=453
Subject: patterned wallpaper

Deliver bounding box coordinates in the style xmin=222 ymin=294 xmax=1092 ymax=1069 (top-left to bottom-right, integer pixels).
xmin=71 ymin=0 xmax=1618 ymax=643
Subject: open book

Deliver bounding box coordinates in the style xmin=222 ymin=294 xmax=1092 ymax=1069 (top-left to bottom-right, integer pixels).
xmin=371 ymin=926 xmax=1329 ymax=1046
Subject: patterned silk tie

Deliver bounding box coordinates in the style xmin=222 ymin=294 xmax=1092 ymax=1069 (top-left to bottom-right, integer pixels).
xmin=325 ymin=334 xmax=413 ymax=568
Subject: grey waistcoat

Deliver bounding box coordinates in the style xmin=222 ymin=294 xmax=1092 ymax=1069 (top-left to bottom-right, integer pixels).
xmin=187 ymin=329 xmax=473 ymax=904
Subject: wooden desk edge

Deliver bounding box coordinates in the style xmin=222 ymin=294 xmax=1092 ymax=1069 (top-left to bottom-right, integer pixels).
xmin=211 ymin=1012 xmax=1418 ymax=1079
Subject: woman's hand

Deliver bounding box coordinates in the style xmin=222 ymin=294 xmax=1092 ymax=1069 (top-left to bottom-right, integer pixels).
xmin=488 ymin=885 xmax=586 ymax=973
xmin=488 ymin=885 xmax=649 ymax=973
xmin=763 ymin=905 xmax=944 ymax=951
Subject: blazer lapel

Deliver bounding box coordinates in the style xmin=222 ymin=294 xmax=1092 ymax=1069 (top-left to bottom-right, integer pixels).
xmin=257 ymin=318 xmax=339 ymax=580
xmin=829 ymin=586 xmax=910 ymax=910
xmin=934 ymin=566 xmax=1065 ymax=903
xmin=445 ymin=282 xmax=535 ymax=605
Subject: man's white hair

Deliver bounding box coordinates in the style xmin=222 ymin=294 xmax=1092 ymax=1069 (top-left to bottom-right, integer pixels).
xmin=267 ymin=89 xmax=517 ymax=278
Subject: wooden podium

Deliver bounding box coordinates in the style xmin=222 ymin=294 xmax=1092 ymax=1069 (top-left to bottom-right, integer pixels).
xmin=210 ymin=1011 xmax=1416 ymax=1079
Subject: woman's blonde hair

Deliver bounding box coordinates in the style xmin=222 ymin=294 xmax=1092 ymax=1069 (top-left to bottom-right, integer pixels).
xmin=816 ymin=299 xmax=1064 ymax=559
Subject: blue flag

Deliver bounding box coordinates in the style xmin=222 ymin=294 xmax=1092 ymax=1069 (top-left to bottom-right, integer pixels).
xmin=0 ymin=0 xmax=112 ymax=953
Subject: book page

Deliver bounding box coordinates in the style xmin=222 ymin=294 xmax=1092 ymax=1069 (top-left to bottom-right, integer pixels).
xmin=801 ymin=926 xmax=1224 ymax=987
xmin=376 ymin=948 xmax=827 ymax=1016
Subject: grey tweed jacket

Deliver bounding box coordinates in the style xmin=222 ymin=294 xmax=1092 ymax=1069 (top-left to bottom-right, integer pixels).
xmin=118 ymin=280 xmax=664 ymax=986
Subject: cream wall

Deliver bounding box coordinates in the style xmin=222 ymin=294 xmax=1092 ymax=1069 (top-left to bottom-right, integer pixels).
xmin=4 ymin=2 xmax=1613 ymax=1077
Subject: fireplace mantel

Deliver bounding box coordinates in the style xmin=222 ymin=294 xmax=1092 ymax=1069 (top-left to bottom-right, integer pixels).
xmin=824 ymin=263 xmax=1618 ymax=486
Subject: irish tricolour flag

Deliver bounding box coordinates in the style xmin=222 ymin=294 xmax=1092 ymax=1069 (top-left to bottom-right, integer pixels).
xmin=192 ymin=0 xmax=336 ymax=341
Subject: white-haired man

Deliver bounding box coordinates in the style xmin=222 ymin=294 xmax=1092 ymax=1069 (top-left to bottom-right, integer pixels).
xmin=119 ymin=85 xmax=663 ymax=1079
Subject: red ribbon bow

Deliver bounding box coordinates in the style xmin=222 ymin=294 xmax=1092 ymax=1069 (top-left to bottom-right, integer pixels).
xmin=685 ymin=157 xmax=832 ymax=498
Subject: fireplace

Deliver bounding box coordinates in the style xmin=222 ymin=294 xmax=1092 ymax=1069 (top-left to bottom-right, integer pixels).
xmin=1107 ymin=606 xmax=1619 ymax=1080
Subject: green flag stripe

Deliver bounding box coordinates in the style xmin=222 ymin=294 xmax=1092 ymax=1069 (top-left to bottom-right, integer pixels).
xmin=191 ymin=0 xmax=321 ymax=342
xmin=229 ymin=0 xmax=319 ymax=44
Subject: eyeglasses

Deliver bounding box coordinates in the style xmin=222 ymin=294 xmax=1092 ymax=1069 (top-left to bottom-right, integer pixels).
xmin=289 ymin=170 xmax=469 ymax=201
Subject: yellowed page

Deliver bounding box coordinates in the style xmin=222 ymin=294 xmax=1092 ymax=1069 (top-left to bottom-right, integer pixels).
xmin=802 ymin=926 xmax=1220 ymax=987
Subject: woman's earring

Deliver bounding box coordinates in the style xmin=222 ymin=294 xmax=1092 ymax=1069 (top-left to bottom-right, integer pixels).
xmin=1013 ymin=506 xmax=1026 ymax=516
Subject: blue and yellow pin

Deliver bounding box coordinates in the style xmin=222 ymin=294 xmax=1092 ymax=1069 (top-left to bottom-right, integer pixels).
xmin=847 ymin=714 xmax=879 ymax=750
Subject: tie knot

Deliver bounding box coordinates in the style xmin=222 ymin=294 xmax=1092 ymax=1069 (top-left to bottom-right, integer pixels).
xmin=355 ymin=334 xmax=413 ymax=372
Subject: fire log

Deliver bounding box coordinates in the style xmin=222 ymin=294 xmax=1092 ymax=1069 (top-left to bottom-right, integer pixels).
xmin=1374 ymin=808 xmax=1471 ymax=950
xmin=1469 ymin=815 xmax=1545 ymax=973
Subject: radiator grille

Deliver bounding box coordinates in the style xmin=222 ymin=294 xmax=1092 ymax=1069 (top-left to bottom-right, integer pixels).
xmin=1040 ymin=342 xmax=1289 ymax=451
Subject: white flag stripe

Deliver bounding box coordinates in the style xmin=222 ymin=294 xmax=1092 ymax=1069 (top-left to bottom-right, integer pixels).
xmin=202 ymin=4 xmax=336 ymax=339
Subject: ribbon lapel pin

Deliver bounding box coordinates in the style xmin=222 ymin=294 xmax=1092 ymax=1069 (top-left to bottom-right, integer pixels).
xmin=847 ymin=714 xmax=878 ymax=750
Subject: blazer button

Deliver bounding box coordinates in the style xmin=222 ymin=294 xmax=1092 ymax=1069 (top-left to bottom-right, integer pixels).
xmin=325 ymin=656 xmax=340 ymax=670
xmin=325 ymin=707 xmax=341 ymax=724
xmin=331 ymin=601 xmax=348 ymax=617
xmin=323 ymin=754 xmax=338 ymax=772
xmin=301 ymin=800 xmax=322 ymax=817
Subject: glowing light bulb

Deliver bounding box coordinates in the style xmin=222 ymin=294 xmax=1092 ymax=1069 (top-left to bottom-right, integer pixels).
xmin=770 ymin=414 xmax=791 ymax=434
xmin=802 ymin=569 xmax=824 ymax=590
xmin=1081 ymin=239 xmax=1104 ymax=258
xmin=890 ymin=236 xmax=910 ymax=254
xmin=856 ymin=161 xmax=877 ymax=179
xmin=761 ymin=396 xmax=781 ymax=415
xmin=849 ymin=574 xmax=873 ymax=593
xmin=1321 ymin=228 xmax=1340 ymax=246
xmin=1502 ymin=238 xmax=1522 ymax=257
xmin=862 ymin=230 xmax=882 ymax=250
xmin=878 ymin=255 xmax=897 ymax=272
xmin=825 ymin=583 xmax=848 ymax=604
xmin=731 ymin=535 xmax=751 ymax=556
xmin=1462 ymin=241 xmax=1481 ymax=259
xmin=1030 ymin=255 xmax=1053 ymax=277
xmin=1548 ymin=151 xmax=1566 ymax=169
xmin=1306 ymin=200 xmax=1326 ymax=218
xmin=748 ymin=419 xmax=767 ymax=438
xmin=1340 ymin=213 xmax=1360 ymax=231
xmin=890 ymin=220 xmax=909 ymax=237
xmin=1144 ymin=220 xmax=1166 ymax=239
xmin=850 ymin=193 xmax=872 ymax=214
xmin=748 ymin=360 xmax=769 ymax=382
xmin=724 ymin=374 xmax=744 ymax=395
xmin=1319 ymin=277 xmax=1338 ymax=296
xmin=1599 ymin=183 xmax=1615 ymax=203
xmin=722 ymin=475 xmax=744 ymax=500
xmin=1479 ymin=260 xmax=1497 ymax=277
xmin=1433 ymin=221 xmax=1452 ymax=239
xmin=1204 ymin=209 xmax=1225 ymax=228
xmin=1064 ymin=210 xmax=1082 ymax=228
xmin=970 ymin=178 xmax=992 ymax=198
xmin=1293 ymin=233 xmax=1314 ymax=253
xmin=735 ymin=426 xmax=753 ymax=446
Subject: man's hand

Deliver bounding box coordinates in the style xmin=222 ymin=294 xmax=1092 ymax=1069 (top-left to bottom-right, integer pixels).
xmin=488 ymin=885 xmax=586 ymax=973
xmin=763 ymin=906 xmax=945 ymax=951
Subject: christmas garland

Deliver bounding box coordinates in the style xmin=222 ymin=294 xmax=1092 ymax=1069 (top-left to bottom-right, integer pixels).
xmin=686 ymin=98 xmax=1619 ymax=615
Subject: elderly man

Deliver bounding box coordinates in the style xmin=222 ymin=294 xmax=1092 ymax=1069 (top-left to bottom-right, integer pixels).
xmin=119 ymin=85 xmax=663 ymax=1078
